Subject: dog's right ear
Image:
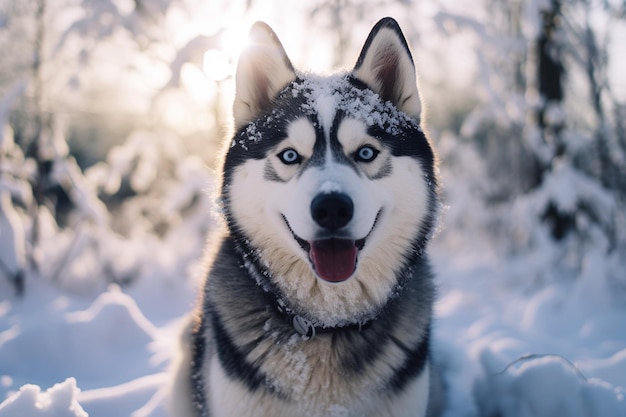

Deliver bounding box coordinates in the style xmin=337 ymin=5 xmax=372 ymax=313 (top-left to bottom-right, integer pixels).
xmin=233 ymin=22 xmax=296 ymax=129
xmin=352 ymin=18 xmax=421 ymax=118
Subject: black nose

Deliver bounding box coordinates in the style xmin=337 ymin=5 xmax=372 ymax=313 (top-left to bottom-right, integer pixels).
xmin=310 ymin=193 xmax=354 ymax=231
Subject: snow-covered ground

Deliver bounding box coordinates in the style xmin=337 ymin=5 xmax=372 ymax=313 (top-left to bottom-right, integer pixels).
xmin=1 ymin=0 xmax=625 ymax=415
xmin=432 ymin=242 xmax=626 ymax=417
xmin=1 ymin=197 xmax=625 ymax=417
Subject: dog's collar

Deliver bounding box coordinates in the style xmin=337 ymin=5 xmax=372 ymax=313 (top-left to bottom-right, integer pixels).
xmin=271 ymin=297 xmax=371 ymax=339
xmin=232 ymin=239 xmax=373 ymax=339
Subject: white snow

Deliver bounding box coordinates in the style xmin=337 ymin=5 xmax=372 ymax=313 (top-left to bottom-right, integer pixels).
xmin=233 ymin=65 xmax=421 ymax=153
xmin=293 ymin=73 xmax=418 ymax=135
xmin=1 ymin=170 xmax=625 ymax=417
xmin=1 ymin=112 xmax=625 ymax=417
xmin=1 ymin=2 xmax=625 ymax=416
xmin=0 ymin=378 xmax=87 ymax=417
xmin=431 ymin=245 xmax=626 ymax=417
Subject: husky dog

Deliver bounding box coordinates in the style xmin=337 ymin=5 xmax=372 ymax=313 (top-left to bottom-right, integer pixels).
xmin=169 ymin=17 xmax=442 ymax=417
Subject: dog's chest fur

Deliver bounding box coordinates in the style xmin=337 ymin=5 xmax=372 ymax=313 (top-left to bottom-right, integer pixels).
xmin=208 ymin=358 xmax=430 ymax=417
xmin=195 ymin=238 xmax=434 ymax=417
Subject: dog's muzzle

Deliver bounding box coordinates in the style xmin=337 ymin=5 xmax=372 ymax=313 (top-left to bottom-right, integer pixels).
xmin=308 ymin=193 xmax=358 ymax=282
xmin=283 ymin=193 xmax=376 ymax=283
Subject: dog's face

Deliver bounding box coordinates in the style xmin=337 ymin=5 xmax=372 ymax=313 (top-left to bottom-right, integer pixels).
xmin=221 ymin=19 xmax=438 ymax=327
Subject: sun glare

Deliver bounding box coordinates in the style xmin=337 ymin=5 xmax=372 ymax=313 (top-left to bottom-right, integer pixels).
xmin=202 ymin=23 xmax=251 ymax=82
xmin=202 ymin=49 xmax=231 ymax=82
xmin=218 ymin=24 xmax=251 ymax=59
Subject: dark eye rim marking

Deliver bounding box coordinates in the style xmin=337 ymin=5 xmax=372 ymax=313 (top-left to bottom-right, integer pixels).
xmin=277 ymin=148 xmax=302 ymax=165
xmin=354 ymin=145 xmax=380 ymax=163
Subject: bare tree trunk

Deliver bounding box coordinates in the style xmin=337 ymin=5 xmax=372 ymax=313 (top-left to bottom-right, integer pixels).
xmin=26 ymin=0 xmax=47 ymax=274
xmin=580 ymin=8 xmax=624 ymax=251
xmin=537 ymin=0 xmax=564 ymax=157
xmin=536 ymin=0 xmax=574 ymax=240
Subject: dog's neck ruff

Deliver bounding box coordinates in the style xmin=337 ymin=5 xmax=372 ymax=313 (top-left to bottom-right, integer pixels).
xmin=232 ymin=238 xmax=375 ymax=338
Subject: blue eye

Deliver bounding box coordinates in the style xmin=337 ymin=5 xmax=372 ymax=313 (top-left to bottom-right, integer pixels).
xmin=355 ymin=145 xmax=379 ymax=162
xmin=278 ymin=148 xmax=301 ymax=165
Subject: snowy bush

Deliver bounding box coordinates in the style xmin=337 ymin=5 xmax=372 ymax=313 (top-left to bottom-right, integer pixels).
xmin=0 ymin=378 xmax=87 ymax=417
xmin=0 ymin=0 xmax=226 ymax=294
xmin=475 ymin=353 xmax=626 ymax=417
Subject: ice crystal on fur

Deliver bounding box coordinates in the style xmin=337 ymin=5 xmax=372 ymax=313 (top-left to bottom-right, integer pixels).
xmin=291 ymin=73 xmax=420 ymax=135
xmin=279 ymin=334 xmax=311 ymax=397
xmin=244 ymin=124 xmax=263 ymax=143
xmin=231 ymin=73 xmax=420 ymax=152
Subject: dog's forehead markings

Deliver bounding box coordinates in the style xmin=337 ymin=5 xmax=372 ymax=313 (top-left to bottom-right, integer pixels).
xmin=316 ymin=94 xmax=338 ymax=135
xmin=291 ymin=73 xmax=421 ymax=136
xmin=232 ymin=108 xmax=287 ymax=150
xmin=287 ymin=118 xmax=316 ymax=149
xmin=337 ymin=118 xmax=367 ymax=148
xmin=230 ymin=73 xmax=423 ymax=152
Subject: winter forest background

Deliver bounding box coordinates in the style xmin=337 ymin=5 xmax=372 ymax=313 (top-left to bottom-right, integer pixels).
xmin=0 ymin=0 xmax=625 ymax=416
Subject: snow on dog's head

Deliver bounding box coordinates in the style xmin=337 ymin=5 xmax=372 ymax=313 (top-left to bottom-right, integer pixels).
xmin=220 ymin=18 xmax=438 ymax=327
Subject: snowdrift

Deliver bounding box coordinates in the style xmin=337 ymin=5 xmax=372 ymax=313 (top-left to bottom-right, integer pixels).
xmin=1 ymin=235 xmax=625 ymax=417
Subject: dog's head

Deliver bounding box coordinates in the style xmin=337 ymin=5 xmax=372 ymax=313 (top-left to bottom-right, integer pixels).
xmin=220 ymin=18 xmax=438 ymax=327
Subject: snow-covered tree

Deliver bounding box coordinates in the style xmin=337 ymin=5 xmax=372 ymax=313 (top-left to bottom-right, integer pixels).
xmin=0 ymin=0 xmax=232 ymax=292
xmin=432 ymin=0 xmax=626 ymax=291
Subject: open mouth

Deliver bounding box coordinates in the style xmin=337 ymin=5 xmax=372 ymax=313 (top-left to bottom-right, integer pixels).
xmin=282 ymin=213 xmax=379 ymax=283
xmin=304 ymin=238 xmax=363 ymax=283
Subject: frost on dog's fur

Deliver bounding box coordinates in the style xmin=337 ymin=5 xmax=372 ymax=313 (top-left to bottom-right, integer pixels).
xmin=231 ymin=21 xmax=423 ymax=150
xmin=171 ymin=17 xmax=442 ymax=417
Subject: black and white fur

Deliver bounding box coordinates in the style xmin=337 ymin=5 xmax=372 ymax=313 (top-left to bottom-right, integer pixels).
xmin=169 ymin=17 xmax=442 ymax=417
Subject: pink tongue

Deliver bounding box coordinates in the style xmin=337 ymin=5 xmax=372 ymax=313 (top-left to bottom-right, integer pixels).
xmin=309 ymin=239 xmax=358 ymax=282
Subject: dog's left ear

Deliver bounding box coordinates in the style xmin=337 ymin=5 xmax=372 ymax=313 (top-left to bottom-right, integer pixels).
xmin=353 ymin=18 xmax=421 ymax=118
xmin=233 ymin=22 xmax=297 ymax=129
